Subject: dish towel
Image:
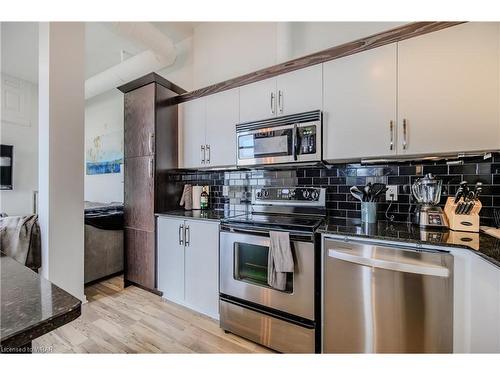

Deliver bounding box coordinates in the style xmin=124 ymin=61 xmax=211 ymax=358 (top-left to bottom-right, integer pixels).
xmin=267 ymin=231 xmax=294 ymax=291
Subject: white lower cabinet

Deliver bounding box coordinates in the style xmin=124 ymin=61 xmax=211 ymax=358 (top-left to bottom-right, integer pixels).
xmin=451 ymin=249 xmax=500 ymax=353
xmin=157 ymin=216 xmax=220 ymax=320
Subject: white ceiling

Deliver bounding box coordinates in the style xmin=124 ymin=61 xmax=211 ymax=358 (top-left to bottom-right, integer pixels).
xmin=1 ymin=21 xmax=200 ymax=83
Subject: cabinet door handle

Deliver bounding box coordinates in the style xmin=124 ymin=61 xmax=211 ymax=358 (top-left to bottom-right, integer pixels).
xmin=206 ymin=144 xmax=211 ymax=164
xmin=201 ymin=145 xmax=206 ymax=164
xmin=148 ymin=157 xmax=154 ymax=178
xmin=184 ymin=225 xmax=190 ymax=247
xmin=179 ymin=224 xmax=184 ymax=246
xmin=389 ymin=120 xmax=394 ymax=151
xmin=148 ymin=133 xmax=155 ymax=154
xmin=278 ymin=90 xmax=283 ymax=114
xmin=270 ymin=92 xmax=275 ymax=115
xmin=402 ymin=118 xmax=408 ymax=150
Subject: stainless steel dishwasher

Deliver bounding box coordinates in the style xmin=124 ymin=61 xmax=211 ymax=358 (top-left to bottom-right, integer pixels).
xmin=323 ymin=236 xmax=453 ymax=353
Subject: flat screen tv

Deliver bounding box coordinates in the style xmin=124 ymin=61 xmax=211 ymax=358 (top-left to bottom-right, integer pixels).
xmin=0 ymin=145 xmax=13 ymax=190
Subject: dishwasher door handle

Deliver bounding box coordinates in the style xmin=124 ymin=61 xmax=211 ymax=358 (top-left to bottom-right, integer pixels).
xmin=328 ymin=249 xmax=450 ymax=278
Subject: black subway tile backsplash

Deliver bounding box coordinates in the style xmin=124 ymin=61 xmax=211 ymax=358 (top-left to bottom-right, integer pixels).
xmin=166 ymin=153 xmax=500 ymax=226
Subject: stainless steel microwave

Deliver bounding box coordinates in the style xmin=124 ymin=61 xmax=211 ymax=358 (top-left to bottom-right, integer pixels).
xmin=236 ymin=110 xmax=322 ymax=167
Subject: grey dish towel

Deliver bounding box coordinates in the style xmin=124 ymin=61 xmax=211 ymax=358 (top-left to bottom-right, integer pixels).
xmin=267 ymin=230 xmax=294 ymax=291
xmin=0 ymin=215 xmax=41 ymax=269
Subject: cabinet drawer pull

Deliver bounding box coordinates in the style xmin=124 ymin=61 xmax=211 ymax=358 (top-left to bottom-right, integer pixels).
xmin=402 ymin=118 xmax=408 ymax=150
xmin=389 ymin=120 xmax=394 ymax=151
xmin=201 ymin=145 xmax=206 ymax=164
xmin=179 ymin=224 xmax=184 ymax=245
xmin=270 ymin=92 xmax=275 ymax=115
xmin=206 ymin=144 xmax=210 ymax=164
xmin=185 ymin=225 xmax=190 ymax=247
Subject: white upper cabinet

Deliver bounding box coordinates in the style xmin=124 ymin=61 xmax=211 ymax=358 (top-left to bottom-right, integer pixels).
xmin=239 ymin=77 xmax=277 ymax=123
xmin=398 ymin=22 xmax=500 ymax=155
xmin=276 ymin=64 xmax=323 ymax=116
xmin=179 ymin=98 xmax=206 ymax=169
xmin=205 ymin=88 xmax=239 ymax=167
xmin=179 ymin=89 xmax=239 ymax=168
xmin=323 ymin=44 xmax=397 ymax=160
xmin=239 ymin=65 xmax=323 ymax=123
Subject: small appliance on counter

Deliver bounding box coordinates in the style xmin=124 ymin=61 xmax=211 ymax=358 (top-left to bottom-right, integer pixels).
xmin=411 ymin=173 xmax=448 ymax=228
xmin=444 ymin=181 xmax=482 ymax=232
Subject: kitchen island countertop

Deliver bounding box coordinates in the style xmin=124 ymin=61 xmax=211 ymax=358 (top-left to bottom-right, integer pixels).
xmin=0 ymin=252 xmax=81 ymax=352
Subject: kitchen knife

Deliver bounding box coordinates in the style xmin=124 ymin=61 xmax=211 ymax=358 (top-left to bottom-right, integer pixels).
xmin=465 ymin=182 xmax=482 ymax=214
xmin=455 ymin=181 xmax=468 ymax=204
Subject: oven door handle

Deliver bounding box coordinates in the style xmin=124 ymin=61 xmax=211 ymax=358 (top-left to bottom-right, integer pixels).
xmin=292 ymin=123 xmax=299 ymax=161
xmin=221 ymin=225 xmax=315 ymax=242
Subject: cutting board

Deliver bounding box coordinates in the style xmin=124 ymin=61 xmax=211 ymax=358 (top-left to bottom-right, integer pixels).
xmin=480 ymin=226 xmax=500 ymax=240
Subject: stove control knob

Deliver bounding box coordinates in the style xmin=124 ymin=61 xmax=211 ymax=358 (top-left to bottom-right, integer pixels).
xmin=311 ymin=190 xmax=319 ymax=201
xmin=256 ymin=190 xmax=262 ymax=198
xmin=302 ymin=189 xmax=310 ymax=199
xmin=289 ymin=190 xmax=296 ymax=199
xmin=263 ymin=189 xmax=270 ymax=198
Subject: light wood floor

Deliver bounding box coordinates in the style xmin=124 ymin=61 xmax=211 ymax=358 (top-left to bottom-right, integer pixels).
xmin=33 ymin=276 xmax=272 ymax=353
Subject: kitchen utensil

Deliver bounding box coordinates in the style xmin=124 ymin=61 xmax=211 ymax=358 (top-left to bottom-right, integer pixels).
xmin=350 ymin=186 xmax=364 ymax=202
xmin=369 ymin=183 xmax=387 ymax=202
xmin=363 ymin=183 xmax=372 ymax=202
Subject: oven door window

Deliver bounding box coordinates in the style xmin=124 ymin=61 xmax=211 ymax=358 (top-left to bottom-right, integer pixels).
xmin=233 ymin=242 xmax=293 ymax=293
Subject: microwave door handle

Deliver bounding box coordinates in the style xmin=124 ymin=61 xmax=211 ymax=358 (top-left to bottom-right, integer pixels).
xmin=292 ymin=123 xmax=299 ymax=161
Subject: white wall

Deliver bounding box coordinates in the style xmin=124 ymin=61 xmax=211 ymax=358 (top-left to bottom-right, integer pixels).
xmin=0 ymin=74 xmax=38 ymax=216
xmin=190 ymin=22 xmax=405 ymax=89
xmin=84 ymin=90 xmax=124 ymax=203
xmin=39 ymin=22 xmax=86 ymax=301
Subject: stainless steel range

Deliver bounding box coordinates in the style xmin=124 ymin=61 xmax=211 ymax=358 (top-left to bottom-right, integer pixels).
xmin=219 ymin=187 xmax=326 ymax=353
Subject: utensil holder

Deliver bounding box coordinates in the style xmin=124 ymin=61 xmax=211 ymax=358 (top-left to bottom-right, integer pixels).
xmin=444 ymin=197 xmax=481 ymax=232
xmin=361 ymin=202 xmax=378 ymax=223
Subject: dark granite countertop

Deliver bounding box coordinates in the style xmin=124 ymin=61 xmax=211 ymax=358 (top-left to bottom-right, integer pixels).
xmin=319 ymin=218 xmax=500 ymax=268
xmin=156 ymin=209 xmax=246 ymax=222
xmin=0 ymin=252 xmax=82 ymax=350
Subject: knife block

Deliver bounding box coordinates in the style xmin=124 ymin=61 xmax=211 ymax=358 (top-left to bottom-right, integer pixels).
xmin=444 ymin=197 xmax=481 ymax=232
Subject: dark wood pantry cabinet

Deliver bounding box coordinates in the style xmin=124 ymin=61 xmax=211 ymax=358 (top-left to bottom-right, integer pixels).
xmin=118 ymin=73 xmax=185 ymax=293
